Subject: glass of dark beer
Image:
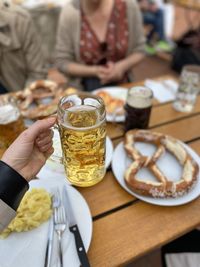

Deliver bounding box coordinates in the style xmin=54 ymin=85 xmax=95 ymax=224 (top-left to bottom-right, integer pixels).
xmin=124 ymin=86 xmax=153 ymax=131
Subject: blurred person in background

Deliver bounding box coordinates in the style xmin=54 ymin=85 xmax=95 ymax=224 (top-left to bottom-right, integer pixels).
xmin=0 ymin=117 xmax=56 ymax=231
xmin=138 ymin=0 xmax=172 ymax=55
xmin=0 ymin=0 xmax=47 ymax=94
xmin=55 ymin=0 xmax=146 ymax=91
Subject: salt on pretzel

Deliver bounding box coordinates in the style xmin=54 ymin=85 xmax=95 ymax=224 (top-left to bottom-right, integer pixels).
xmin=124 ymin=130 xmax=199 ymax=198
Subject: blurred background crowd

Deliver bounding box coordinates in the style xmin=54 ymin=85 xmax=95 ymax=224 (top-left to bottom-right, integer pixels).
xmin=0 ymin=0 xmax=199 ymax=94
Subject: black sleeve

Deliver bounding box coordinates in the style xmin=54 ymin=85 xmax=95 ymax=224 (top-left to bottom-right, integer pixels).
xmin=0 ymin=160 xmax=29 ymax=211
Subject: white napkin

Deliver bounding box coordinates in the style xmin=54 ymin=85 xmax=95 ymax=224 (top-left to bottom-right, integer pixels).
xmin=0 ymin=208 xmax=81 ymax=267
xmin=145 ymin=79 xmax=178 ymax=103
xmin=0 ymin=222 xmax=49 ymax=267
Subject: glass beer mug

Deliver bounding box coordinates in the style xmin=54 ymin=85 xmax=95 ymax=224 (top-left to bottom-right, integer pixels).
xmin=0 ymin=96 xmax=25 ymax=158
xmin=57 ymin=93 xmax=106 ymax=187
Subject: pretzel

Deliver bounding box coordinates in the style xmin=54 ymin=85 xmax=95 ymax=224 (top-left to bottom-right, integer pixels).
xmin=124 ymin=130 xmax=199 ymax=198
xmin=13 ymin=80 xmax=77 ymax=119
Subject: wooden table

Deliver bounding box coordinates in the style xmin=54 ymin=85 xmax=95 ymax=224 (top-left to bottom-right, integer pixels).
xmin=77 ymin=75 xmax=200 ymax=267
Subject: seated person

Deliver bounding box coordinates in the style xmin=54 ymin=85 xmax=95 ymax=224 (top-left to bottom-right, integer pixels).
xmin=171 ymin=30 xmax=200 ymax=73
xmin=55 ymin=0 xmax=146 ymax=91
xmin=138 ymin=0 xmax=172 ymax=54
xmin=0 ymin=1 xmax=47 ymax=93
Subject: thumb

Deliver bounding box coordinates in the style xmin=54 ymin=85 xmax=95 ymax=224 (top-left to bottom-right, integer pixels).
xmin=22 ymin=116 xmax=56 ymax=142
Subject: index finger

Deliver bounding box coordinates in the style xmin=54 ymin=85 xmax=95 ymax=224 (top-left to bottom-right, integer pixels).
xmin=22 ymin=117 xmax=56 ymax=142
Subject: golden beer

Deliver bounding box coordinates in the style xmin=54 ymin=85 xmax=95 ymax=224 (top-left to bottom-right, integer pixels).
xmin=58 ymin=94 xmax=106 ymax=187
xmin=0 ymin=97 xmax=25 ymax=158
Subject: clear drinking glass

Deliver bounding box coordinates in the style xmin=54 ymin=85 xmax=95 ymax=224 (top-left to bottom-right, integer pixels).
xmin=57 ymin=93 xmax=106 ymax=187
xmin=0 ymin=95 xmax=25 ymax=158
xmin=124 ymin=86 xmax=153 ymax=131
xmin=173 ymin=65 xmax=200 ymax=112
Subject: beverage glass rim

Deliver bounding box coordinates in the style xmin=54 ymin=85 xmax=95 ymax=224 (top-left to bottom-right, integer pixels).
xmin=58 ymin=92 xmax=105 ymax=112
xmin=128 ymin=86 xmax=153 ymax=99
xmin=183 ymin=65 xmax=200 ymax=74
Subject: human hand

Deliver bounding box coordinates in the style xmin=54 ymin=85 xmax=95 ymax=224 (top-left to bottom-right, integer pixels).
xmin=100 ymin=61 xmax=125 ymax=84
xmin=1 ymin=117 xmax=56 ymax=182
xmin=95 ymin=65 xmax=111 ymax=81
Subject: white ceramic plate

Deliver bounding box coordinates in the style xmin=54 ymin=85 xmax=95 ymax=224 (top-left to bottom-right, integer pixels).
xmin=93 ymin=86 xmax=128 ymax=122
xmin=112 ymin=141 xmax=200 ymax=206
xmin=0 ymin=179 xmax=92 ymax=267
xmin=38 ymin=129 xmax=113 ymax=180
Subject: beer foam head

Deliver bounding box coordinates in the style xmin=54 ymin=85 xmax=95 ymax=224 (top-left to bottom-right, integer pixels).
xmin=63 ymin=105 xmax=102 ymax=130
xmin=126 ymin=86 xmax=153 ymax=108
xmin=0 ymin=104 xmax=20 ymax=124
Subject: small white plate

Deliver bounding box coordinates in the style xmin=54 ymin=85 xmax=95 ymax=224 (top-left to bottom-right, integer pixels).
xmin=93 ymin=86 xmax=128 ymax=122
xmin=38 ymin=130 xmax=113 ymax=182
xmin=112 ymin=141 xmax=200 ymax=206
xmin=0 ymin=179 xmax=92 ymax=267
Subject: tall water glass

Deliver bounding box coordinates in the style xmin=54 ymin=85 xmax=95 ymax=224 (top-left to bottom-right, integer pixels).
xmin=57 ymin=93 xmax=106 ymax=187
xmin=173 ymin=65 xmax=200 ymax=112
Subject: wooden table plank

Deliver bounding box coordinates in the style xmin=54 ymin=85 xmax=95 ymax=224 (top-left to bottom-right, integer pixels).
xmin=78 ymin=171 xmax=135 ymax=218
xmin=88 ymin=197 xmax=200 ymax=267
xmin=150 ymin=95 xmax=200 ymax=128
xmin=151 ymin=114 xmax=200 ymax=142
xmin=189 ymin=139 xmax=200 ymax=154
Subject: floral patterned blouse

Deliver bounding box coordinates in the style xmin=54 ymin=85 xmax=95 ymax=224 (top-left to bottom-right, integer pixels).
xmin=80 ymin=0 xmax=129 ymax=67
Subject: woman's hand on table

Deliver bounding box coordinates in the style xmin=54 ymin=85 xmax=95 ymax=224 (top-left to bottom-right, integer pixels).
xmin=95 ymin=65 xmax=111 ymax=82
xmin=100 ymin=61 xmax=125 ymax=84
xmin=1 ymin=117 xmax=56 ymax=182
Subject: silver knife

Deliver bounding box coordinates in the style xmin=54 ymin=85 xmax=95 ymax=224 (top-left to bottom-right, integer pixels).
xmin=44 ymin=209 xmax=54 ymax=267
xmin=62 ymin=186 xmax=91 ymax=267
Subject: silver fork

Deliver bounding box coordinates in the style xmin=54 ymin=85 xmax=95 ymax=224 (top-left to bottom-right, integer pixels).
xmin=44 ymin=189 xmax=60 ymax=267
xmin=54 ymin=190 xmax=67 ymax=267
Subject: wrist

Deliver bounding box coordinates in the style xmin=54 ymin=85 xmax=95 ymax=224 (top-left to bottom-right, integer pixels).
xmin=91 ymin=66 xmax=100 ymax=77
xmin=0 ymin=160 xmax=29 ymax=210
xmin=117 ymin=61 xmax=126 ymax=76
xmin=1 ymin=155 xmax=28 ymax=182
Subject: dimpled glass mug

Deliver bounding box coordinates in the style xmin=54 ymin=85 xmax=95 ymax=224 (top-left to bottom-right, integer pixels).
xmin=57 ymin=93 xmax=106 ymax=187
